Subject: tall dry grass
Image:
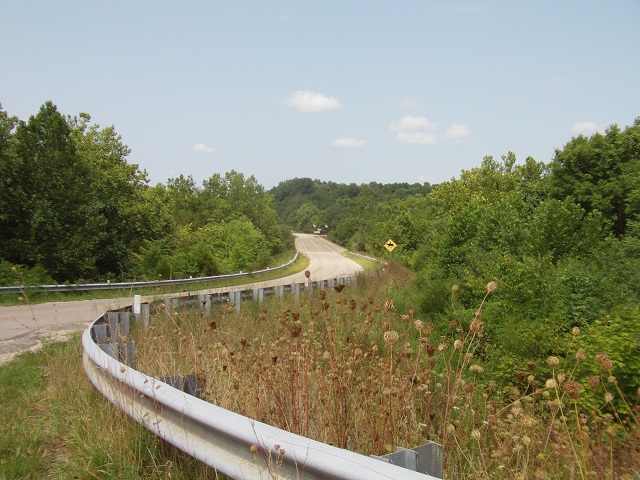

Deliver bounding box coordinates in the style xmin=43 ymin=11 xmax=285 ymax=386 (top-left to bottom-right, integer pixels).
xmin=135 ymin=266 xmax=640 ymax=479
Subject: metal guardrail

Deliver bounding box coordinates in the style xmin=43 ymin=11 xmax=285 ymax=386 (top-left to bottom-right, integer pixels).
xmin=0 ymin=252 xmax=298 ymax=294
xmin=82 ymin=278 xmax=443 ymax=480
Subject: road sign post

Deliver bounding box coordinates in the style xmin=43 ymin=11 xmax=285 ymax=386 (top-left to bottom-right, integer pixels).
xmin=384 ymin=239 xmax=397 ymax=261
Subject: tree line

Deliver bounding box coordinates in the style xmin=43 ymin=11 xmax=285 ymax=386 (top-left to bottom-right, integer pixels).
xmin=269 ymin=119 xmax=640 ymax=403
xmin=0 ymin=102 xmax=290 ymax=285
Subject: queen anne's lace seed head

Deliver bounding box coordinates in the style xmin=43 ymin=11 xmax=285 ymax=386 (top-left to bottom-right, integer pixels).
xmin=383 ymin=330 xmax=399 ymax=345
xmin=595 ymin=352 xmax=613 ymax=372
xmin=546 ymin=356 xmax=560 ymax=368
xmin=486 ymin=281 xmax=498 ymax=293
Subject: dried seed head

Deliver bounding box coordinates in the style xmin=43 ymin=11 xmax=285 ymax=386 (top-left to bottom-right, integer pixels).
xmin=595 ymin=352 xmax=613 ymax=372
xmin=486 ymin=281 xmax=498 ymax=293
xmin=572 ymin=326 xmax=580 ymax=336
xmin=470 ymin=319 xmax=484 ymax=333
xmin=588 ymin=375 xmax=600 ymax=390
xmin=471 ymin=429 xmax=481 ymax=441
xmin=414 ymin=320 xmax=424 ymax=331
xmin=604 ymin=392 xmax=614 ymax=403
xmin=469 ymin=364 xmax=484 ymax=374
xmin=545 ymin=378 xmax=557 ymax=389
xmin=453 ymin=339 xmax=464 ymax=350
xmin=384 ymin=330 xmax=399 ymax=345
xmin=384 ymin=298 xmax=395 ymax=312
xmin=564 ymin=379 xmax=583 ymax=399
xmin=522 ymin=415 xmax=536 ymax=427
xmin=452 ymin=284 xmax=460 ymax=293
xmin=546 ymin=356 xmax=560 ymax=368
xmin=575 ymin=349 xmax=587 ymax=362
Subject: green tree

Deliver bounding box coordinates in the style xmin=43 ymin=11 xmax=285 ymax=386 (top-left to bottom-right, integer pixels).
xmin=547 ymin=119 xmax=640 ymax=236
xmin=70 ymin=113 xmax=159 ymax=276
xmin=5 ymin=102 xmax=94 ymax=281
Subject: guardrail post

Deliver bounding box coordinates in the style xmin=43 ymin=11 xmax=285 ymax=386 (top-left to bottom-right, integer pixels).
xmin=372 ymin=442 xmax=443 ymax=478
xmin=229 ymin=291 xmax=241 ymax=313
xmin=164 ymin=298 xmax=174 ymax=314
xmin=133 ymin=295 xmax=142 ymax=324
xmin=119 ymin=312 xmax=130 ymax=338
xmin=252 ymin=288 xmax=264 ymax=303
xmin=415 ymin=442 xmax=443 ymax=478
xmin=107 ymin=312 xmax=120 ymax=342
xmin=275 ymin=285 xmax=284 ymax=298
xmin=291 ymin=283 xmax=300 ymax=298
xmin=204 ymin=294 xmax=212 ymax=315
xmin=141 ymin=303 xmax=150 ymax=329
xmin=119 ymin=341 xmax=137 ymax=368
xmin=93 ymin=323 xmax=108 ymax=344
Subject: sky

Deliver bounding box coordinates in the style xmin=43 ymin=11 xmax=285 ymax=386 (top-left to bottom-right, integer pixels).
xmin=2 ymin=1 xmax=639 ymax=189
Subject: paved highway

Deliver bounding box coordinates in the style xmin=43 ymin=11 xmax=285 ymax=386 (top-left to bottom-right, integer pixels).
xmin=0 ymin=234 xmax=363 ymax=364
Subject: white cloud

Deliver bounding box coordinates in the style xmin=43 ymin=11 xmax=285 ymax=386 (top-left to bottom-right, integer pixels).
xmin=445 ymin=123 xmax=471 ymax=139
xmin=389 ymin=115 xmax=437 ymax=132
xmin=571 ymin=122 xmax=598 ymax=136
xmin=396 ymin=132 xmax=439 ymax=145
xmin=287 ymin=90 xmax=342 ymax=113
xmin=193 ymin=143 xmax=215 ymax=154
xmin=331 ymin=137 xmax=367 ymax=148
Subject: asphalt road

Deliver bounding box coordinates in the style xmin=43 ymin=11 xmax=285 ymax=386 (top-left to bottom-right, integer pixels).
xmin=0 ymin=234 xmax=363 ymax=364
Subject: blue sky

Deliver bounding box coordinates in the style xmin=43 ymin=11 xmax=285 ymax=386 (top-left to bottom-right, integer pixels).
xmin=3 ymin=1 xmax=639 ymax=189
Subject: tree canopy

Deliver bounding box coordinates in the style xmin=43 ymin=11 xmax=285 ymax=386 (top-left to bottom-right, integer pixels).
xmin=0 ymin=102 xmax=289 ymax=284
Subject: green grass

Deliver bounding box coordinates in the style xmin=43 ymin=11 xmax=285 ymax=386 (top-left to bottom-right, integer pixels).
xmin=0 ymin=337 xmax=222 ymax=480
xmin=344 ymin=251 xmax=381 ymax=272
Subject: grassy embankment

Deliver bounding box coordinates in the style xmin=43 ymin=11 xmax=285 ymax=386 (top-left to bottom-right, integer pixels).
xmin=135 ymin=263 xmax=640 ymax=479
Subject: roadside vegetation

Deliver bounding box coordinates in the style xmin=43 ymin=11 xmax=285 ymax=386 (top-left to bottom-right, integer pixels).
xmin=0 ymin=250 xmax=307 ymax=307
xmin=136 ymin=264 xmax=639 ymax=478
xmin=270 ymin=119 xmax=640 ymax=437
xmin=0 ymin=335 xmax=218 ymax=479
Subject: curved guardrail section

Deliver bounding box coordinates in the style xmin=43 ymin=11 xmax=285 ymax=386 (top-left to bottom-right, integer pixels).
xmin=0 ymin=252 xmax=298 ymax=295
xmin=82 ymin=280 xmax=441 ymax=480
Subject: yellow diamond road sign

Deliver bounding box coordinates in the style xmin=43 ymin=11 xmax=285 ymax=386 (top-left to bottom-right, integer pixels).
xmin=384 ymin=239 xmax=397 ymax=252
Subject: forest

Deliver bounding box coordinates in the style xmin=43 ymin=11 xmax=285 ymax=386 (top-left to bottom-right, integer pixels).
xmin=0 ymin=102 xmax=291 ymax=285
xmin=1 ymin=101 xmax=639 ymax=411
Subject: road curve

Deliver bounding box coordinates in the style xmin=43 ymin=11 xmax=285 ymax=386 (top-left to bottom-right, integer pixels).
xmin=0 ymin=234 xmax=362 ymax=364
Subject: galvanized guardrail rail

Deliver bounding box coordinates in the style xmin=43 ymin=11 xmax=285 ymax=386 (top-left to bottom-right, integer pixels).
xmin=82 ymin=277 xmax=443 ymax=479
xmin=0 ymin=252 xmax=298 ymax=295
